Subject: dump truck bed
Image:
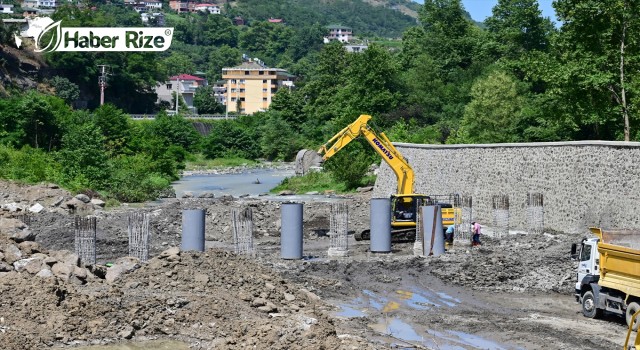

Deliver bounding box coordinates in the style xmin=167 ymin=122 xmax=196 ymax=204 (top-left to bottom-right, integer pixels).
xmin=592 ymin=228 xmax=640 ymax=298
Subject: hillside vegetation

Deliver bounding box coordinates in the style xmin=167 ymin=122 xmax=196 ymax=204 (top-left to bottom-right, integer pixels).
xmin=227 ymin=0 xmax=418 ymax=38
xmin=0 ymin=0 xmax=639 ymax=199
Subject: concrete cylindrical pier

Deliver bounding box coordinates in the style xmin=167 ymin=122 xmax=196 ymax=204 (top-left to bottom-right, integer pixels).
xmin=281 ymin=203 xmax=303 ymax=259
xmin=422 ymin=205 xmax=445 ymax=256
xmin=181 ymin=209 xmax=205 ymax=252
xmin=370 ymin=198 xmax=391 ymax=253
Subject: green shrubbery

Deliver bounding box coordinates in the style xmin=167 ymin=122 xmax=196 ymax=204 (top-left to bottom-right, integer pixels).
xmin=0 ymin=94 xmax=202 ymax=202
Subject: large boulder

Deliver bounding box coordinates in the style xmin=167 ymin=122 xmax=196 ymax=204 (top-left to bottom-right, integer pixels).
xmin=0 ymin=218 xmax=35 ymax=242
xmin=49 ymin=250 xmax=79 ymax=267
xmin=105 ymin=256 xmax=141 ymax=284
xmin=3 ymin=244 xmax=22 ymax=264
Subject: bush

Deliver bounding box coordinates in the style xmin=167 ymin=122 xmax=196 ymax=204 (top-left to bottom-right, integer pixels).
xmin=106 ymin=154 xmax=172 ymax=202
xmin=0 ymin=145 xmax=59 ymax=183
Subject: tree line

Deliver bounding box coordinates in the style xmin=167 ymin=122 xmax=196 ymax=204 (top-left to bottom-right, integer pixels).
xmin=1 ymin=0 xmax=638 ymax=197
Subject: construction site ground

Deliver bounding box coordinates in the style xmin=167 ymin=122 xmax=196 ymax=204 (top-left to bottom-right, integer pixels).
xmin=0 ymin=180 xmax=632 ymax=349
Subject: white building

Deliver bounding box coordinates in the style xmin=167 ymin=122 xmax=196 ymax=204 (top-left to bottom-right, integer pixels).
xmin=0 ymin=4 xmax=14 ymax=14
xmin=325 ymin=24 xmax=352 ymax=43
xmin=194 ymin=3 xmax=220 ymax=14
xmin=37 ymin=0 xmax=57 ymax=8
xmin=156 ymin=74 xmax=208 ymax=113
xmin=142 ymin=1 xmax=162 ymax=10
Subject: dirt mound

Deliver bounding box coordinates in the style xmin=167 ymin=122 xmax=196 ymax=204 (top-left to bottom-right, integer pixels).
xmin=0 ymin=235 xmax=376 ymax=349
xmin=427 ymin=233 xmax=577 ymax=294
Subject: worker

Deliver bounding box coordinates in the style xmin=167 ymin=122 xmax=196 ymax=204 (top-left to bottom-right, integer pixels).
xmin=471 ymin=221 xmax=482 ymax=246
xmin=445 ymin=225 xmax=454 ymax=245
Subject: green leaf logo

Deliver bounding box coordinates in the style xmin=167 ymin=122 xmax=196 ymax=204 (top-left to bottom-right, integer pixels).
xmin=35 ymin=20 xmax=62 ymax=53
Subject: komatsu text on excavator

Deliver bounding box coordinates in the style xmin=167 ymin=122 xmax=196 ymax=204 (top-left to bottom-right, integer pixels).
xmin=298 ymin=114 xmax=455 ymax=241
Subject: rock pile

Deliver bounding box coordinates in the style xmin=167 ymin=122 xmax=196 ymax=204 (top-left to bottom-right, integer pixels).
xmin=0 ymin=233 xmax=375 ymax=349
xmin=428 ymin=233 xmax=578 ymax=294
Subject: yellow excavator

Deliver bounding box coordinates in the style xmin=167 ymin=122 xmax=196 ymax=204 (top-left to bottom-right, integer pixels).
xmin=311 ymin=114 xmax=456 ymax=241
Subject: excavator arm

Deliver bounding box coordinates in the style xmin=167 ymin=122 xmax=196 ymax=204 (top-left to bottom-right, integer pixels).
xmin=317 ymin=114 xmax=415 ymax=195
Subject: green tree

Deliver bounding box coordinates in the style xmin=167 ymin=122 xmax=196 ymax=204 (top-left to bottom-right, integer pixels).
xmin=206 ymin=45 xmax=242 ymax=81
xmin=552 ymin=0 xmax=640 ymax=140
xmin=160 ymin=52 xmax=196 ymax=78
xmin=48 ymin=76 xmax=80 ymax=105
xmin=456 ymin=70 xmax=525 ymax=143
xmin=202 ymin=120 xmax=259 ymax=159
xmin=92 ymin=104 xmax=131 ymax=155
xmin=485 ymin=0 xmax=553 ymax=60
xmin=56 ymin=120 xmax=110 ymax=190
xmin=150 ymin=112 xmax=202 ymax=152
xmin=193 ymin=86 xmax=224 ymax=114
xmin=332 ymin=45 xmax=402 ymax=128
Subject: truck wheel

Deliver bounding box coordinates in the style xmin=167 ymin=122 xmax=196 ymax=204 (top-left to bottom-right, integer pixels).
xmin=626 ymin=302 xmax=640 ymax=331
xmin=582 ymin=291 xmax=602 ymax=319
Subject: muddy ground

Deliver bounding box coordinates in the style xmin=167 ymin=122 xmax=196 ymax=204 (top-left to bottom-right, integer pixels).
xmin=0 ymin=180 xmax=633 ymax=349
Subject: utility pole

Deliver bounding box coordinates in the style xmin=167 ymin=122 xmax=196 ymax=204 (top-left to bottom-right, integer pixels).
xmin=175 ymin=78 xmax=180 ymax=115
xmin=97 ymin=65 xmax=110 ymax=106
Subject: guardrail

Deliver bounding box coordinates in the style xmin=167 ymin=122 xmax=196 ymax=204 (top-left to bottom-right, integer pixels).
xmin=129 ymin=114 xmax=238 ymax=120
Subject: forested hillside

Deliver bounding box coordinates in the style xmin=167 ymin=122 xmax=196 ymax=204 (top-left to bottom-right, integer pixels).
xmin=0 ymin=0 xmax=638 ymax=200
xmin=225 ymin=0 xmax=418 ymax=38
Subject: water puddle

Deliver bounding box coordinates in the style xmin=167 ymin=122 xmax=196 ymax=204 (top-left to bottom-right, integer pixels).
xmin=368 ymin=319 xmax=514 ymax=350
xmin=362 ymin=289 xmax=388 ymax=311
xmin=71 ymin=340 xmax=190 ymax=350
xmin=446 ymin=330 xmax=510 ymax=349
xmin=370 ymin=318 xmax=424 ymax=342
xmin=335 ymin=305 xmax=366 ymax=318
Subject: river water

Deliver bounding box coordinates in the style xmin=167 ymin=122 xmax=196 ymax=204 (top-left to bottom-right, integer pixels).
xmin=172 ymin=168 xmax=294 ymax=198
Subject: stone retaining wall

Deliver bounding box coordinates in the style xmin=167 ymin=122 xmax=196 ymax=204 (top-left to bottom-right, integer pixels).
xmin=372 ymin=141 xmax=640 ymax=234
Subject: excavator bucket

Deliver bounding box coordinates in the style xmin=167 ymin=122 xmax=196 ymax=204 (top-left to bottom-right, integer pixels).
xmin=294 ymin=149 xmax=323 ymax=176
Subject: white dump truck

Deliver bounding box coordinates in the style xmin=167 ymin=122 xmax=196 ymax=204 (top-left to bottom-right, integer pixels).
xmin=572 ymin=227 xmax=640 ymax=349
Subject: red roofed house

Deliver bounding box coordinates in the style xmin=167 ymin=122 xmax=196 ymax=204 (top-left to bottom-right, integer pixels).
xmin=268 ymin=18 xmax=283 ymax=24
xmin=156 ymin=74 xmax=208 ymax=113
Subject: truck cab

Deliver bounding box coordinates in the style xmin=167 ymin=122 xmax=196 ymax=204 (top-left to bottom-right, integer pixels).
xmin=572 ymin=229 xmax=640 ymax=329
xmin=574 ymin=237 xmax=600 ymax=303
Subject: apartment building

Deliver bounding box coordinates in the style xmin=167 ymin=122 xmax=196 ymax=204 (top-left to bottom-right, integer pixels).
xmin=221 ymin=60 xmax=294 ymax=115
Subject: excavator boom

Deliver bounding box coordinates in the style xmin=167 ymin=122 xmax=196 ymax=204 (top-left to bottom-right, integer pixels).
xmin=317 ymin=115 xmax=415 ymax=195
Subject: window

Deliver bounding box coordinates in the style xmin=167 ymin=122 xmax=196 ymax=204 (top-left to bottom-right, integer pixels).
xmin=580 ymin=245 xmax=592 ymax=262
xmin=262 ymin=80 xmax=267 ymax=83
xmin=262 ymin=88 xmax=267 ymax=92
xmin=239 ymin=89 xmax=245 ymax=93
xmin=231 ymin=79 xmax=236 ymax=84
xmin=259 ymin=71 xmax=264 ymax=75
xmin=239 ymin=79 xmax=245 ymax=84
xmin=166 ymin=84 xmax=172 ymax=89
xmin=269 ymin=71 xmax=275 ymax=75
xmin=230 ymin=88 xmax=236 ymax=93
xmin=244 ymin=71 xmax=250 ymax=75
xmin=263 ymin=97 xmax=267 ymax=101
xmin=231 ymin=97 xmax=236 ymax=102
xmin=240 ymin=97 xmax=245 ymax=101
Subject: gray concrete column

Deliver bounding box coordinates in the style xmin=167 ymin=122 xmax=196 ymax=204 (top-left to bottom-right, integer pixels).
xmin=370 ymin=198 xmax=391 ymax=253
xmin=181 ymin=209 xmax=205 ymax=252
xmin=281 ymin=203 xmax=303 ymax=259
xmin=422 ymin=205 xmax=444 ymax=256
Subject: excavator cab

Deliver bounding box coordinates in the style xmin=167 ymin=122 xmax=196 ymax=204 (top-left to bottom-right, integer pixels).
xmin=390 ymin=194 xmax=433 ymax=227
